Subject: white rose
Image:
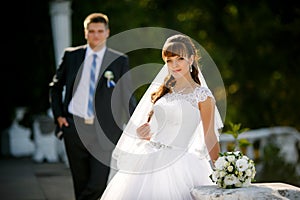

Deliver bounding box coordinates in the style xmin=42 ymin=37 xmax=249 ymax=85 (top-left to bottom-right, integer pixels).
xmin=227 ymin=155 xmax=236 ymax=162
xmin=236 ymin=158 xmax=249 ymax=172
xmin=242 ymin=178 xmax=252 ymax=187
xmin=215 ymin=157 xmax=226 ymax=170
xmin=242 ymin=155 xmax=249 ymax=160
xmin=245 ymin=169 xmax=252 ymax=176
xmin=227 ymin=165 xmax=234 ymax=172
xmin=238 ymin=171 xmax=244 ymax=177
xmin=224 ymin=174 xmax=238 ymax=186
xmin=224 ymin=161 xmax=230 ymax=167
xmin=219 ymin=171 xmax=226 ymax=177
xmin=212 ymin=171 xmax=219 ymax=182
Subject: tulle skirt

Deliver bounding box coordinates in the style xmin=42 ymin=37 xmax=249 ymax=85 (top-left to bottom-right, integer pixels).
xmin=100 ymin=141 xmax=215 ymax=200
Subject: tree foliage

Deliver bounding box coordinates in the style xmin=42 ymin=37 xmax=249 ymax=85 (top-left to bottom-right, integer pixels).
xmin=71 ymin=0 xmax=300 ymax=130
xmin=2 ymin=0 xmax=300 ymax=133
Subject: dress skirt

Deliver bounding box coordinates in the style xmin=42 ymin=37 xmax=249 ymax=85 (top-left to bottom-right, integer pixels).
xmin=100 ymin=141 xmax=215 ymax=200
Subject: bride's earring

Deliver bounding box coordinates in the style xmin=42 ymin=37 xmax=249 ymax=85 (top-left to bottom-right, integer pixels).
xmin=189 ymin=65 xmax=193 ymax=72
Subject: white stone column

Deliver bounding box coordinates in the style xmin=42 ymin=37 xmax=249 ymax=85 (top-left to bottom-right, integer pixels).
xmin=49 ymin=0 xmax=72 ymax=166
xmin=49 ymin=0 xmax=72 ymax=67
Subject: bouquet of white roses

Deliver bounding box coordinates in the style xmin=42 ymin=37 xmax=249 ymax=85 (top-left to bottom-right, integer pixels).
xmin=210 ymin=151 xmax=256 ymax=189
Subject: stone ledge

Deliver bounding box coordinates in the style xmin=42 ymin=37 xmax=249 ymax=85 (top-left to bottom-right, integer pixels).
xmin=191 ymin=182 xmax=300 ymax=200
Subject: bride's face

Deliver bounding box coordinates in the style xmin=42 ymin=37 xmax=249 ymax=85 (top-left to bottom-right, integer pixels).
xmin=165 ymin=56 xmax=191 ymax=79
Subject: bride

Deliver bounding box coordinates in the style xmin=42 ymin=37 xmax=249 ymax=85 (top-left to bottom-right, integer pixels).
xmin=100 ymin=34 xmax=223 ymax=200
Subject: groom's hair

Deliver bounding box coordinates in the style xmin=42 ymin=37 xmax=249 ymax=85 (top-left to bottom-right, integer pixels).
xmin=84 ymin=13 xmax=109 ymax=29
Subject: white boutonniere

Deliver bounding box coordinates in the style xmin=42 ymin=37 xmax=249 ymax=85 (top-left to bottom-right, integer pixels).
xmin=104 ymin=70 xmax=116 ymax=88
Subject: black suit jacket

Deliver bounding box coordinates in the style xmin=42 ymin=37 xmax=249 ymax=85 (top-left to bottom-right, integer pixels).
xmin=49 ymin=45 xmax=136 ymax=145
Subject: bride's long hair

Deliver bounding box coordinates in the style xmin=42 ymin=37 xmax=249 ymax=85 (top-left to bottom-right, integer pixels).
xmin=148 ymin=34 xmax=202 ymax=121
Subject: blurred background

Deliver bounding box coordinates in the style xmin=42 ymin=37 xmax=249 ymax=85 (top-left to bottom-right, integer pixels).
xmin=1 ymin=0 xmax=299 ymax=187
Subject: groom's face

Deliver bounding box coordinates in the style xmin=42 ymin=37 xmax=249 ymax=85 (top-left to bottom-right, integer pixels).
xmin=85 ymin=22 xmax=110 ymax=51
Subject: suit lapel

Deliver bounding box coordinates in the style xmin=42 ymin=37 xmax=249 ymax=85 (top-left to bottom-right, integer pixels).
xmin=73 ymin=46 xmax=87 ymax=92
xmin=97 ymin=48 xmax=114 ymax=87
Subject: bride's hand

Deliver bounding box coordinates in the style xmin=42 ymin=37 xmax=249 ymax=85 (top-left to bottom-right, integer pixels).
xmin=136 ymin=123 xmax=152 ymax=140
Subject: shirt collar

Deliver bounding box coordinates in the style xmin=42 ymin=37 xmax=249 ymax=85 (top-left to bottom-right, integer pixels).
xmin=86 ymin=44 xmax=106 ymax=59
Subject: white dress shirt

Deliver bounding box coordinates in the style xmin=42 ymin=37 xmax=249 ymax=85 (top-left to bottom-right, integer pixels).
xmin=68 ymin=45 xmax=106 ymax=119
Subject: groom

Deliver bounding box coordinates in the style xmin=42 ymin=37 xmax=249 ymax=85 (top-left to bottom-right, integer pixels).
xmin=49 ymin=13 xmax=136 ymax=200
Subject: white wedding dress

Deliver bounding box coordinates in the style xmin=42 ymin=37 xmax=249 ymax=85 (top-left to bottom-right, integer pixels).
xmin=100 ymin=86 xmax=216 ymax=200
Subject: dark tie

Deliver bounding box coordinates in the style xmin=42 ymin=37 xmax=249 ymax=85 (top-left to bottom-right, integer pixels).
xmin=87 ymin=54 xmax=97 ymax=118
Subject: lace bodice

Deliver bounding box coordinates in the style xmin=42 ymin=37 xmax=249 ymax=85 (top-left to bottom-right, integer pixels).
xmin=164 ymin=86 xmax=214 ymax=108
xmin=150 ymin=86 xmax=214 ymax=148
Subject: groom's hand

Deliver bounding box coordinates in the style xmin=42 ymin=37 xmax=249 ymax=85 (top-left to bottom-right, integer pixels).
xmin=136 ymin=122 xmax=152 ymax=140
xmin=57 ymin=116 xmax=69 ymax=128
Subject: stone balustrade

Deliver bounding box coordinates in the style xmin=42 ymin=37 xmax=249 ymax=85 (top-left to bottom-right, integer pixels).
xmin=191 ymin=182 xmax=300 ymax=200
xmin=219 ymin=126 xmax=300 ymax=164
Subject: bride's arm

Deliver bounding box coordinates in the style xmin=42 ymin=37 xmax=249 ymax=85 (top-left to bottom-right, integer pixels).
xmin=136 ymin=122 xmax=152 ymax=140
xmin=198 ymin=97 xmax=220 ymax=165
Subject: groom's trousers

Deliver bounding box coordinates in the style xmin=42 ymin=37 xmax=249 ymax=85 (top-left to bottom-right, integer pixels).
xmin=62 ymin=116 xmax=111 ymax=200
